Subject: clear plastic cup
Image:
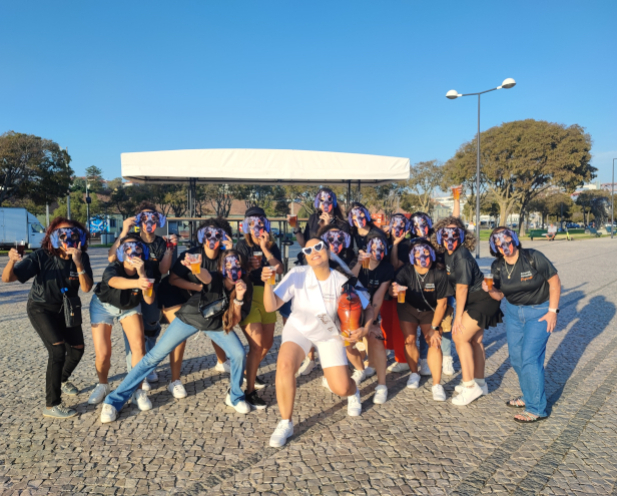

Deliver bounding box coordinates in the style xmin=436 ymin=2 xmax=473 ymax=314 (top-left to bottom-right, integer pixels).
xmin=268 ymin=266 xmax=277 ymax=285
xmin=397 ymin=285 xmax=408 ymax=304
xmin=186 ymin=253 xmax=201 ymax=275
xmin=289 ymin=215 xmax=298 ymax=228
xmin=253 ymin=251 xmax=263 ymax=266
xmin=144 ymin=278 xmax=155 ymax=297
xmin=485 ymin=274 xmax=494 ymax=291
xmin=452 ymin=185 xmax=462 ymax=200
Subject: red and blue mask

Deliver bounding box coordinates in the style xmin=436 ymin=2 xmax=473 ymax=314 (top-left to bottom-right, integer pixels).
xmin=222 ymin=255 xmax=242 ymax=282
xmin=136 ymin=211 xmax=166 ymax=234
xmin=490 ymin=229 xmax=519 ymax=256
xmin=411 ymin=213 xmax=433 ymax=238
xmin=50 ymin=227 xmax=86 ymax=250
xmin=242 ymin=216 xmax=270 ymax=239
xmin=348 ymin=206 xmax=371 ymax=229
xmin=410 ymin=243 xmax=436 ymax=268
xmin=437 ymin=227 xmax=465 ymax=252
xmin=117 ymin=240 xmax=149 ymax=262
xmin=198 ymin=226 xmax=226 ymax=250
xmin=314 ymin=190 xmax=336 ymax=214
xmin=389 ymin=214 xmax=410 ymax=238
xmin=367 ymin=237 xmax=387 ymax=262
xmin=321 ymin=229 xmax=351 ymax=255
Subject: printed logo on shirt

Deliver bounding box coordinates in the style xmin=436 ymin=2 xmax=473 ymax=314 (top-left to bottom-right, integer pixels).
xmin=521 ymin=270 xmax=533 ymax=282
xmin=69 ymin=271 xmax=79 ymax=281
xmin=446 ymin=264 xmax=451 ymax=275
xmin=424 ymin=283 xmax=435 ymax=292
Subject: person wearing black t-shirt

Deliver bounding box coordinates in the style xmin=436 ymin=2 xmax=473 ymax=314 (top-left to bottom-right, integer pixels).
xmin=100 ymin=250 xmax=253 ymax=423
xmin=108 ymin=201 xmax=177 ymax=388
xmin=432 ymin=217 xmax=502 ymax=407
xmin=235 ymin=206 xmax=283 ymax=409
xmin=351 ymin=231 xmax=394 ymax=404
xmin=157 ymin=218 xmax=234 ymax=399
xmin=88 ymin=234 xmax=156 ymax=412
xmin=2 ymin=218 xmax=93 ymax=419
xmin=392 ymin=240 xmax=453 ymax=401
xmin=294 ymin=188 xmax=348 ymax=249
xmin=348 ymin=201 xmax=385 ymax=253
xmin=484 ymin=227 xmax=561 ymax=423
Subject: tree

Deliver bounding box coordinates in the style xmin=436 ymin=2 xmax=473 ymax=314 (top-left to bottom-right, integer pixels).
xmin=53 ymin=191 xmax=102 ymax=225
xmin=201 ymin=184 xmax=237 ymax=218
xmin=442 ymin=120 xmax=595 ymax=234
xmin=363 ymin=183 xmax=404 ymax=218
xmin=0 ymin=131 xmax=73 ymax=206
xmin=407 ymin=160 xmax=442 ymax=214
xmin=108 ymin=180 xmax=138 ymax=218
xmin=85 ymin=165 xmax=105 ymax=193
xmin=576 ymin=190 xmax=610 ymax=226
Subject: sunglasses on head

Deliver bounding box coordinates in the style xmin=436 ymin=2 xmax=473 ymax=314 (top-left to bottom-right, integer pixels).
xmin=301 ymin=241 xmax=326 ymax=255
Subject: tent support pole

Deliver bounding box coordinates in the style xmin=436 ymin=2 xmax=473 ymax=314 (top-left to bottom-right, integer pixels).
xmin=347 ymin=181 xmax=352 ymax=207
xmin=188 ymin=178 xmax=196 ymax=241
xmin=357 ymin=181 xmax=361 ymax=202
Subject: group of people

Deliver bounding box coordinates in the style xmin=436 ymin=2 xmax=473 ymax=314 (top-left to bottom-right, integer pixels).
xmin=2 ymin=188 xmax=561 ymax=448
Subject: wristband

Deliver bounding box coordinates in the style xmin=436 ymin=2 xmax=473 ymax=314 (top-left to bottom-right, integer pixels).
xmin=293 ymin=229 xmax=301 ymax=235
xmin=234 ymin=298 xmax=244 ymax=305
xmin=77 ymin=270 xmax=86 ymax=276
xmin=548 ymin=308 xmax=559 ymax=314
xmin=431 ymin=325 xmax=439 ymax=331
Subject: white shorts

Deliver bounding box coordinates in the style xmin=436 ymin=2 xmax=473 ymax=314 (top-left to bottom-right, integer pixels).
xmin=282 ymin=325 xmax=348 ymax=369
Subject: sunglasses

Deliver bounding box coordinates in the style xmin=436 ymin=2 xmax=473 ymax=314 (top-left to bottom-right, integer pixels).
xmin=301 ymin=241 xmax=326 ymax=255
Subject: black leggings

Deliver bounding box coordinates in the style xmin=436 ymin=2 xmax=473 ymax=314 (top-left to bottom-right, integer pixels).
xmin=27 ymin=301 xmax=85 ymax=407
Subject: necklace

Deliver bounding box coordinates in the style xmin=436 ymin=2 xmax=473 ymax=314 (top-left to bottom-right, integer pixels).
xmin=414 ymin=267 xmax=428 ymax=284
xmin=504 ymin=258 xmax=517 ymax=279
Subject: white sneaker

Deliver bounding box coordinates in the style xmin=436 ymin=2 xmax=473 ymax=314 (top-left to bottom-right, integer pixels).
xmin=168 ymin=380 xmax=188 ymax=399
xmin=373 ymin=385 xmax=388 ymax=404
xmin=215 ymin=360 xmax=231 ymax=373
xmin=347 ymin=390 xmax=362 ymax=416
xmin=269 ymin=420 xmax=294 ymax=448
xmin=225 ymin=393 xmax=250 ymax=414
xmin=432 ymin=384 xmax=447 ymax=402
xmin=322 ymin=376 xmax=333 ymax=393
xmin=406 ymin=372 xmax=421 ymax=389
xmin=452 ymin=383 xmax=484 ymax=406
xmin=351 ymin=368 xmax=366 ymax=386
xmin=387 ymin=361 xmax=409 ymax=373
xmin=88 ymin=383 xmax=111 ymax=405
xmin=131 ymin=389 xmax=152 ymax=411
xmin=141 ymin=379 xmax=152 ymax=392
xmin=364 ymin=366 xmax=376 ymax=378
xmin=297 ymin=358 xmax=316 ymax=376
xmin=442 ymin=356 xmax=455 ymax=376
xmin=100 ymin=404 xmax=117 ymax=423
xmin=455 ymin=382 xmax=488 ymax=395
xmin=418 ymin=359 xmax=431 ymax=376
xmin=146 ymin=370 xmax=159 ymax=382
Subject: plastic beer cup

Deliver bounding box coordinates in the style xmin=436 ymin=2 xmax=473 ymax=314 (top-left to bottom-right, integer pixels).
xmin=397 ymin=285 xmax=407 ymax=304
xmin=253 ymin=251 xmax=263 ymax=266
xmin=485 ymin=274 xmax=494 ymax=291
xmin=361 ymin=254 xmax=370 ymax=269
xmin=16 ymin=241 xmax=25 ymax=256
xmin=186 ymin=254 xmax=201 ymax=275
xmin=268 ymin=266 xmax=277 ymax=285
xmin=452 ymin=185 xmax=461 ymax=200
xmin=144 ymin=278 xmax=155 ymax=297
xmin=289 ymin=215 xmax=298 ymax=228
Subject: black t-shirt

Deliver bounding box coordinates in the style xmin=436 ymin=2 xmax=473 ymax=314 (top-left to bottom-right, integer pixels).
xmin=142 ymin=236 xmax=167 ymax=282
xmin=95 ymin=261 xmax=154 ymax=310
xmin=444 ymin=246 xmax=484 ymax=293
xmin=358 ymin=261 xmax=395 ymax=299
xmin=176 ymin=272 xmax=253 ymax=331
xmin=172 ymin=246 xmax=219 ymax=284
xmin=302 ymin=213 xmax=348 ymax=240
xmin=352 ymin=226 xmax=384 ymax=253
xmin=491 ymin=249 xmax=558 ymax=306
xmin=235 ymin=238 xmax=282 ymax=287
xmin=13 ymin=249 xmax=93 ymax=311
xmin=395 ymin=265 xmax=453 ymax=312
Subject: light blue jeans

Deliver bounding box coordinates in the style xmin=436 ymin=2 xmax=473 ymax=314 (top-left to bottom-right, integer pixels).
xmin=123 ymin=287 xmax=161 ymax=372
xmin=503 ymin=299 xmax=551 ymax=417
xmin=105 ymin=318 xmax=246 ymax=411
xmin=419 ymin=296 xmax=455 ymax=359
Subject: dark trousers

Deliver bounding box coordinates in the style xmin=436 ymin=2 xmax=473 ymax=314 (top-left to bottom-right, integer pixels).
xmin=27 ymin=301 xmax=85 ymax=407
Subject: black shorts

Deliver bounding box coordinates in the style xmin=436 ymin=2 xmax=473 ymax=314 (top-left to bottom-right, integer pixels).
xmin=464 ymin=290 xmax=503 ymax=330
xmin=157 ymin=277 xmax=191 ymax=309
xmin=397 ymin=303 xmax=434 ymax=326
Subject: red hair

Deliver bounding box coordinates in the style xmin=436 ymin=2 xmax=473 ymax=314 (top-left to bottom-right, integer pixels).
xmin=41 ymin=217 xmax=90 ymax=257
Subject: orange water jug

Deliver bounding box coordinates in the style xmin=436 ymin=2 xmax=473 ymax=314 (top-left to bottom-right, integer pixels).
xmin=338 ymin=284 xmax=362 ymax=347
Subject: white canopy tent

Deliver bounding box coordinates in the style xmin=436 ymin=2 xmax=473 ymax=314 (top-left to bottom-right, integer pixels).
xmin=121 ymin=148 xmax=410 ymax=186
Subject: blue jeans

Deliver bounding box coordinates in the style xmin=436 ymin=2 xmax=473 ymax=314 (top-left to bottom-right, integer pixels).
xmin=124 ymin=287 xmax=162 ymax=372
xmin=503 ymin=299 xmax=551 ymax=417
xmin=105 ymin=318 xmax=246 ymax=411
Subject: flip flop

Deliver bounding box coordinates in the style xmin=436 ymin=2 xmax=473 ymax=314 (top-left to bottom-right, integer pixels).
xmin=514 ymin=411 xmax=548 ymax=423
xmin=506 ymin=397 xmax=526 ymax=409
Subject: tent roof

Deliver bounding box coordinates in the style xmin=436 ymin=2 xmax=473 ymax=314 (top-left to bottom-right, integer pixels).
xmin=121 ymin=148 xmax=409 ymax=185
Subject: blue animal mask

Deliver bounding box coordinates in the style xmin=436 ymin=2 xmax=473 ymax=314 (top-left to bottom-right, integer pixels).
xmin=116 ymin=240 xmax=149 ymax=262
xmin=367 ymin=237 xmax=387 ymax=262
xmin=490 ymin=229 xmax=519 ymax=256
xmin=313 ymin=190 xmax=337 ymax=213
xmin=136 ymin=211 xmax=166 ymax=234
xmin=389 ymin=214 xmax=410 ymax=238
xmin=410 ymin=213 xmax=433 ymax=238
xmin=50 ymin=227 xmax=87 ymax=250
xmin=242 ymin=216 xmax=270 ymax=239
xmin=436 ymin=227 xmax=465 ymax=251
xmin=198 ymin=226 xmax=226 ymax=250
xmin=222 ymin=255 xmax=242 ymax=282
xmin=348 ymin=206 xmax=371 ymax=229
xmin=410 ymin=243 xmax=436 ymax=268
xmin=321 ymin=229 xmax=351 ymax=255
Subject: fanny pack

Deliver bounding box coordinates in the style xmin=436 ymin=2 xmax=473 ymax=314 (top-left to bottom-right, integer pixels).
xmin=61 ymin=289 xmax=82 ymax=328
xmin=199 ymin=293 xmax=229 ymax=320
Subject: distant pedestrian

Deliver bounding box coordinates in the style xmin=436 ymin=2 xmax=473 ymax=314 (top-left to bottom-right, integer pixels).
xmin=1 ymin=218 xmax=93 ymax=418
xmin=484 ymin=227 xmax=561 ymax=422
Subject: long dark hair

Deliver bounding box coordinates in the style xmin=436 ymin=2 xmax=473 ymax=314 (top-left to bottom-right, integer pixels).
xmin=218 ymin=249 xmax=250 ymax=332
xmin=41 ymin=217 xmax=89 ymax=257
xmin=314 ymin=188 xmax=346 ymax=223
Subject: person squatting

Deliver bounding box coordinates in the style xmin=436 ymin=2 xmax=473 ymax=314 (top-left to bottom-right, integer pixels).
xmin=2 ymin=188 xmax=560 ymax=445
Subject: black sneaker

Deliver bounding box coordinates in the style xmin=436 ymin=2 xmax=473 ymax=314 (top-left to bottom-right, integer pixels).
xmin=242 ymin=375 xmax=267 ymax=390
xmin=245 ymin=390 xmax=267 ymax=410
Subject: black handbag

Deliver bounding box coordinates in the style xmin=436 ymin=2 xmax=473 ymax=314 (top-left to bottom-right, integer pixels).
xmin=61 ymin=289 xmax=82 ymax=327
xmin=199 ymin=293 xmax=229 ymax=320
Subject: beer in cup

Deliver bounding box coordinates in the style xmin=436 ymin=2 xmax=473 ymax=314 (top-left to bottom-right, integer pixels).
xmin=268 ymin=266 xmax=277 ymax=285
xmin=253 ymin=251 xmax=263 ymax=266
xmin=396 ymin=284 xmax=408 ymax=304
xmin=485 ymin=274 xmax=494 ymax=291
xmin=144 ymin=278 xmax=155 ymax=298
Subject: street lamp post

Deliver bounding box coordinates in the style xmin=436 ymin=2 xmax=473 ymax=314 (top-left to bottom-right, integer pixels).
xmin=86 ymin=183 xmax=92 ymax=234
xmin=446 ymin=78 xmax=516 ymax=259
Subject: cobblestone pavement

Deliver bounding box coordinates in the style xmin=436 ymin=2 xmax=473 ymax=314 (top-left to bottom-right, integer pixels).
xmin=1 ymin=238 xmax=617 ymax=495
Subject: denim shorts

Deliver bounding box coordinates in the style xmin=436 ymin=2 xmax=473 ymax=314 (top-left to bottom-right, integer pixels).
xmin=90 ymin=294 xmax=142 ymax=326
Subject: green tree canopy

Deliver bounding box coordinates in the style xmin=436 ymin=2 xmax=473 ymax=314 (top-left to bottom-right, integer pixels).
xmin=407 ymin=160 xmax=442 ymax=214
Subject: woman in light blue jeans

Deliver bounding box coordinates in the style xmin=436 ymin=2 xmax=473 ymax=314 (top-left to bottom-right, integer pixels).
xmin=100 ymin=250 xmax=254 ymax=422
xmin=484 ymin=227 xmax=561 ymax=423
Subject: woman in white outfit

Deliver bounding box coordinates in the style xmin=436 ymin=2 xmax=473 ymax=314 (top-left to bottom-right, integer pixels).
xmin=262 ymin=238 xmax=374 ymax=448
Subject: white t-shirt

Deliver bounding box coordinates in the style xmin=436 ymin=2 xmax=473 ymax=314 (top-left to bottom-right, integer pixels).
xmin=274 ymin=266 xmax=350 ymax=342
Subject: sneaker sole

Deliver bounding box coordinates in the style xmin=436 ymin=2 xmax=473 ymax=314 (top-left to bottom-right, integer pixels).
xmin=269 ymin=434 xmax=292 ymax=448
xmin=43 ymin=410 xmax=78 ymax=419
xmin=243 ymin=379 xmax=267 ymax=390
xmin=248 ymin=402 xmax=267 ymax=411
xmin=88 ymin=396 xmax=107 ymax=405
xmin=62 ymin=389 xmax=79 ymax=396
xmin=225 ymin=397 xmax=250 ymax=414
xmin=100 ymin=416 xmax=116 ymax=424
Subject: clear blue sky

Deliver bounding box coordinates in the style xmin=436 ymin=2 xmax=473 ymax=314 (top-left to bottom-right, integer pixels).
xmin=2 ymin=1 xmax=616 ymax=183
